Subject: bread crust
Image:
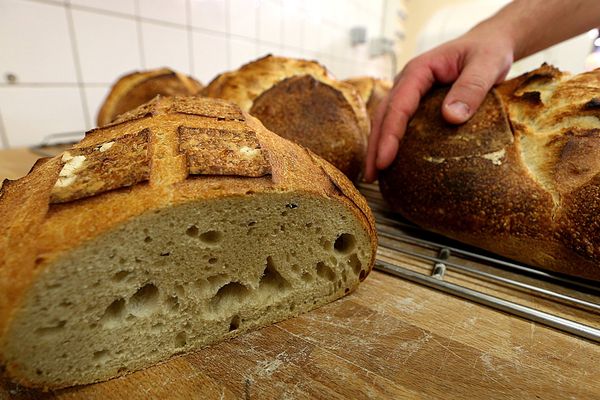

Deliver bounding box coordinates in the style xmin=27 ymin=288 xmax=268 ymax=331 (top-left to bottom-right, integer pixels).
xmin=97 ymin=68 xmax=204 ymax=126
xmin=344 ymin=77 xmax=392 ymax=123
xmin=380 ymin=65 xmax=600 ymax=280
xmin=0 ymin=96 xmax=377 ymax=377
xmin=250 ymin=75 xmax=367 ymax=181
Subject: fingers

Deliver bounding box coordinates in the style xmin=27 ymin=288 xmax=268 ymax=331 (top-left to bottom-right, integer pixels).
xmin=375 ymin=65 xmax=434 ymax=171
xmin=442 ymin=53 xmax=511 ymax=124
xmin=364 ymin=91 xmax=392 ymax=182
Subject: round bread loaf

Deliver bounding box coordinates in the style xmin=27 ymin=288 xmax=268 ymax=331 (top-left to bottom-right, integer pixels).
xmin=344 ymin=76 xmax=392 ymax=123
xmin=97 ymin=68 xmax=203 ymax=126
xmin=0 ymin=96 xmax=376 ymax=389
xmin=203 ymin=55 xmax=369 ymax=181
xmin=380 ymin=64 xmax=600 ymax=281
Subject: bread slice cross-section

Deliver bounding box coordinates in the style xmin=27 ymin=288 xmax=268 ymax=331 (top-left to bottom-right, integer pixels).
xmin=0 ymin=96 xmax=377 ymax=389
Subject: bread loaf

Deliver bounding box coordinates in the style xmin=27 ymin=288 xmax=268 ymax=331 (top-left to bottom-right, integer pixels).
xmin=0 ymin=96 xmax=376 ymax=389
xmin=380 ymin=64 xmax=600 ymax=281
xmin=344 ymin=77 xmax=392 ymax=123
xmin=203 ymin=55 xmax=369 ymax=181
xmin=97 ymin=68 xmax=203 ymax=126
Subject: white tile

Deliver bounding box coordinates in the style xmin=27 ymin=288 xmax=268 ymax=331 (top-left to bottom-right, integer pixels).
xmin=141 ymin=22 xmax=191 ymax=73
xmin=192 ymin=31 xmax=229 ymax=83
xmin=330 ymin=26 xmax=349 ymax=58
xmin=279 ymin=46 xmax=304 ymax=60
xmin=83 ymin=85 xmax=112 ymax=128
xmin=139 ymin=0 xmax=187 ymax=25
xmin=190 ymin=0 xmax=227 ymax=33
xmin=0 ymin=0 xmax=77 ymax=83
xmin=72 ymin=10 xmax=142 ymax=83
xmin=229 ymin=0 xmax=258 ymax=39
xmin=258 ymin=0 xmax=281 ymax=44
xmin=0 ymin=87 xmax=86 ymax=148
xmin=282 ymin=8 xmax=303 ymax=49
xmin=229 ymin=37 xmax=258 ymax=69
xmin=70 ymin=0 xmax=136 ymax=15
xmin=281 ymin=0 xmax=303 ymax=14
xmin=302 ymin=19 xmax=321 ymax=52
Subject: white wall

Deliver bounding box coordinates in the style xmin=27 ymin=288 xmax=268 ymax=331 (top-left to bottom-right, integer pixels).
xmin=0 ymin=0 xmax=392 ymax=148
xmin=415 ymin=0 xmax=594 ymax=78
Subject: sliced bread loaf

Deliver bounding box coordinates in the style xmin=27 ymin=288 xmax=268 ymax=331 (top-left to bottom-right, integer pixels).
xmin=0 ymin=96 xmax=377 ymax=389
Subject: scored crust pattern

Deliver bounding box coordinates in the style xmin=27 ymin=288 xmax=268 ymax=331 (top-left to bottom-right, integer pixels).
xmin=50 ymin=130 xmax=150 ymax=204
xmin=178 ymin=127 xmax=271 ymax=177
xmin=49 ymin=97 xmax=273 ymax=204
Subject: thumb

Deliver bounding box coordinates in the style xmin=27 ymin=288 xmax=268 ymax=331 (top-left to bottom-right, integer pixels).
xmin=442 ymin=58 xmax=508 ymax=124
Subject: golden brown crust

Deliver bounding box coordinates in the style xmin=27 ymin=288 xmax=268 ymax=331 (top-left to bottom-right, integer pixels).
xmin=97 ymin=68 xmax=204 ymax=126
xmin=344 ymin=77 xmax=392 ymax=123
xmin=380 ymin=65 xmax=600 ymax=281
xmin=250 ymin=75 xmax=367 ymax=181
xmin=202 ymin=55 xmax=369 ymax=180
xmin=0 ymin=96 xmax=377 ymax=364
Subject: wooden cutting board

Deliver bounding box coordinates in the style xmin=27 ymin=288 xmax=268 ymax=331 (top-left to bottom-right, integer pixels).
xmin=1 ymin=148 xmax=599 ymax=399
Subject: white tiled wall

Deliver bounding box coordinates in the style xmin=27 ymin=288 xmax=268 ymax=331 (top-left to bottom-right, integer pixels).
xmin=0 ymin=0 xmax=392 ymax=148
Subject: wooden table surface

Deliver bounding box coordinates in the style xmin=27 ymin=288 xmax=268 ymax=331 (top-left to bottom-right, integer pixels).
xmin=1 ymin=148 xmax=599 ymax=400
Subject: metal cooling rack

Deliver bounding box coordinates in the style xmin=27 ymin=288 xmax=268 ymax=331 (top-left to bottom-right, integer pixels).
xmin=358 ymin=182 xmax=600 ymax=343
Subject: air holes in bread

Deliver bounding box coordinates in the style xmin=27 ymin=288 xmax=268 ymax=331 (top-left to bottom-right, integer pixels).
xmin=144 ymin=236 xmax=153 ymax=243
xmin=112 ymin=270 xmax=131 ymax=282
xmin=166 ymin=295 xmax=179 ymax=311
xmin=301 ymin=272 xmax=313 ymax=283
xmin=212 ymin=282 xmax=250 ymax=309
xmin=316 ymin=262 xmax=336 ymax=282
xmin=93 ymin=350 xmax=110 ymax=364
xmin=101 ymin=298 xmax=126 ymax=328
xmin=291 ymin=264 xmax=301 ymax=274
xmin=128 ymin=283 xmax=160 ymax=317
xmin=359 ymin=270 xmax=367 ymax=281
xmin=334 ymin=233 xmax=356 ymax=254
xmin=208 ymin=257 xmax=218 ymax=264
xmin=260 ymin=256 xmax=291 ymax=290
xmin=229 ymin=315 xmax=241 ymax=331
xmin=186 ymin=225 xmax=199 ymax=237
xmin=348 ymin=253 xmax=362 ymax=275
xmin=199 ymin=230 xmax=223 ymax=244
xmin=175 ymin=332 xmax=187 ymax=348
xmin=34 ymin=320 xmax=66 ymax=338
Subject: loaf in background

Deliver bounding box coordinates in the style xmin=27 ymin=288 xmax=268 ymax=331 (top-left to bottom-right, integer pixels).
xmin=97 ymin=68 xmax=204 ymax=126
xmin=203 ymin=55 xmax=369 ymax=182
xmin=344 ymin=76 xmax=392 ymax=124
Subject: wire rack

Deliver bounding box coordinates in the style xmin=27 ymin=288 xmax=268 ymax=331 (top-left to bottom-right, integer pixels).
xmin=358 ymin=182 xmax=600 ymax=343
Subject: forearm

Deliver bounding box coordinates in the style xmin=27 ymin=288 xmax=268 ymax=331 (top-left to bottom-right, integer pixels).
xmin=473 ymin=0 xmax=600 ymax=61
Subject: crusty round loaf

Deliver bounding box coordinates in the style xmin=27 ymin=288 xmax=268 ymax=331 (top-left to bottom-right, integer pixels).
xmin=380 ymin=64 xmax=600 ymax=281
xmin=344 ymin=76 xmax=392 ymax=123
xmin=202 ymin=55 xmax=369 ymax=181
xmin=97 ymin=68 xmax=204 ymax=126
xmin=0 ymin=96 xmax=376 ymax=389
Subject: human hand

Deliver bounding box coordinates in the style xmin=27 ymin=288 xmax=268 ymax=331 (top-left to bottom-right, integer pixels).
xmin=364 ymin=25 xmax=515 ymax=182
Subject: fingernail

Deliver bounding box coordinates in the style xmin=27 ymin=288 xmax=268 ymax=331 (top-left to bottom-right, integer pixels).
xmin=446 ymin=101 xmax=470 ymax=121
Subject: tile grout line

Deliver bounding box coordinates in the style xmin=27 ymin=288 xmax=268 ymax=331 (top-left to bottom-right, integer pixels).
xmin=135 ymin=0 xmax=146 ymax=69
xmin=64 ymin=0 xmax=91 ymax=131
xmin=225 ymin=0 xmax=231 ymax=69
xmin=0 ymin=107 xmax=10 ymax=149
xmin=186 ymin=0 xmax=194 ymax=75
